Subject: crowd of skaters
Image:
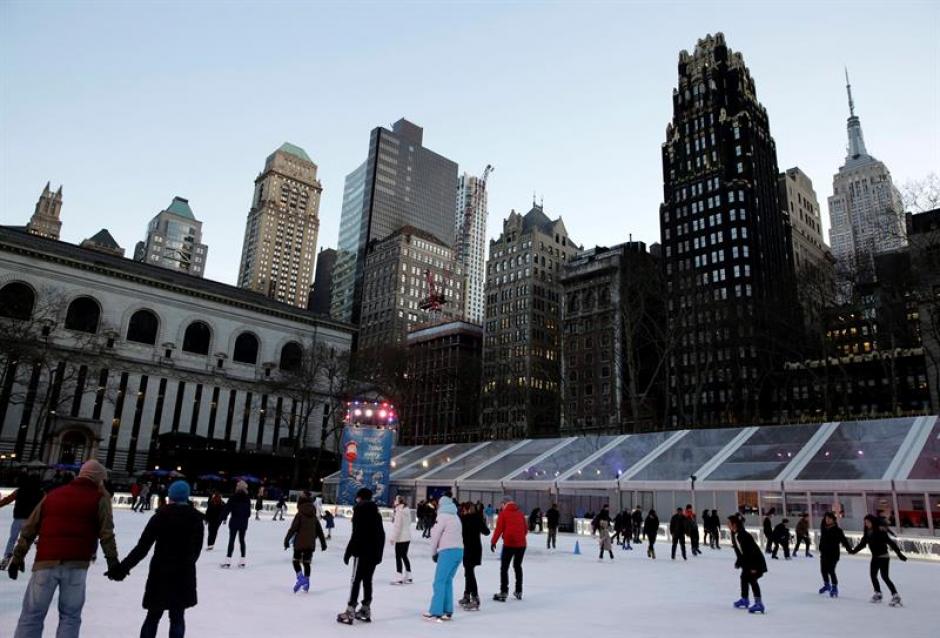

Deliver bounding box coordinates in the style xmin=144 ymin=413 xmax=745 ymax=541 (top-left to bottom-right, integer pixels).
xmin=0 ymin=463 xmax=915 ymax=636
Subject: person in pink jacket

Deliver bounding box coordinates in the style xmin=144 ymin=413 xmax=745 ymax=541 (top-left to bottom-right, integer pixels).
xmin=423 ymin=497 xmax=464 ymax=622
xmin=389 ymin=495 xmax=413 ymax=584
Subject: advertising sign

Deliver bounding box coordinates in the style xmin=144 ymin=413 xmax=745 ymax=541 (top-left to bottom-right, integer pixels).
xmin=338 ymin=426 xmax=394 ymax=506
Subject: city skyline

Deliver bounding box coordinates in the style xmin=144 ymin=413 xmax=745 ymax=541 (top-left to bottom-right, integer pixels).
xmin=1 ymin=1 xmax=937 ymax=286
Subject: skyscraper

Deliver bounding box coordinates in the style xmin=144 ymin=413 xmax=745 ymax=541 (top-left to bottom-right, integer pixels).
xmin=237 ymin=143 xmax=322 ymax=307
xmin=481 ymin=204 xmax=579 ymax=439
xmin=828 ymin=71 xmax=907 ymax=277
xmin=134 ymin=196 xmax=208 ymax=277
xmin=308 ymin=247 xmax=336 ymax=315
xmin=330 ymin=119 xmax=458 ymax=325
xmin=26 ymin=182 xmax=63 ymax=240
xmin=659 ymin=33 xmax=797 ymax=427
xmin=778 ymin=167 xmax=830 ymax=275
xmin=455 ymin=170 xmax=491 ymax=324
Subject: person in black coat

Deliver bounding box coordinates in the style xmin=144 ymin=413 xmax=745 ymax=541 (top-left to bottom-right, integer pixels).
xmin=643 ymin=509 xmax=659 ymax=559
xmin=669 ymin=508 xmax=687 ymax=560
xmin=631 ymin=507 xmax=643 ymax=544
xmin=708 ymin=510 xmax=722 ymax=549
xmin=728 ymin=514 xmax=767 ymax=613
xmin=621 ymin=510 xmax=634 ymax=549
xmin=762 ymin=509 xmax=775 ymax=553
xmin=338 ymin=488 xmax=385 ymax=624
xmin=817 ymin=511 xmax=853 ymax=596
xmin=203 ymin=492 xmax=224 ymax=551
xmin=545 ymin=504 xmax=560 ymax=549
xmin=849 ymin=514 xmax=907 ymax=605
xmin=771 ymin=520 xmax=791 ymax=560
xmin=108 ymin=480 xmax=204 ymax=638
xmin=459 ymin=501 xmax=490 ymax=610
xmin=0 ymin=472 xmax=43 ymax=569
xmin=221 ymin=481 xmax=252 ymax=567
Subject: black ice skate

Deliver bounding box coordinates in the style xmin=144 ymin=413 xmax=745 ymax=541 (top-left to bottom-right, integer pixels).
xmin=354 ymin=604 xmax=371 ymax=622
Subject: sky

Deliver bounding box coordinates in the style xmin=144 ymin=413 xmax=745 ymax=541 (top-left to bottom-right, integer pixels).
xmin=1 ymin=0 xmax=938 ymax=285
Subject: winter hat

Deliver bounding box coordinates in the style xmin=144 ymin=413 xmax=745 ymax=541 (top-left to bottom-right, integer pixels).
xmin=235 ymin=480 xmax=248 ymax=493
xmin=168 ymin=480 xmax=191 ymax=503
xmin=78 ymin=460 xmax=108 ymax=485
xmin=438 ymin=498 xmax=458 ymax=516
xmin=356 ymin=488 xmax=373 ymax=501
xmin=501 ymin=494 xmax=513 ymax=505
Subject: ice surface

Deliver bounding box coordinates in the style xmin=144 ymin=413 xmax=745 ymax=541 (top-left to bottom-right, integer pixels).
xmin=2 ymin=506 xmax=939 ymax=637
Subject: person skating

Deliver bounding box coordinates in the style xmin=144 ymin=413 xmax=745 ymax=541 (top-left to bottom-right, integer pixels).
xmin=528 ymin=507 xmax=543 ymax=534
xmin=491 ymin=495 xmax=527 ymax=602
xmin=708 ymin=510 xmax=721 ymax=549
xmin=545 ymin=503 xmax=560 ymax=550
xmin=204 ymin=491 xmax=224 ymax=551
xmin=849 ymin=514 xmax=907 ymax=606
xmin=643 ymin=509 xmax=659 ymax=559
xmin=818 ymin=511 xmax=853 ymax=597
xmin=139 ymin=482 xmax=152 ymax=512
xmin=728 ymin=513 xmax=768 ymax=614
xmin=669 ymin=507 xmax=687 ymax=560
xmin=771 ymin=519 xmax=791 ymax=560
xmin=323 ymin=509 xmax=335 ymax=539
xmin=273 ymin=494 xmax=287 ymax=521
xmin=389 ymin=495 xmax=413 ymax=585
xmin=685 ymin=505 xmax=701 ymax=556
xmin=459 ymin=501 xmax=489 ymax=611
xmin=794 ymin=513 xmax=812 ymax=557
xmin=337 ymin=488 xmax=385 ymax=625
xmin=423 ymin=498 xmax=464 ymax=622
xmin=591 ymin=504 xmax=611 ymax=536
xmin=632 ymin=506 xmax=643 ymax=544
xmin=7 ymin=460 xmax=120 ymax=638
xmin=597 ymin=519 xmax=614 ymax=560
xmin=621 ymin=510 xmax=633 ymax=550
xmin=254 ymin=488 xmax=264 ymax=521
xmin=422 ymin=501 xmax=437 ymax=539
xmin=129 ymin=481 xmax=141 ymax=512
xmin=0 ymin=471 xmax=43 ymax=571
xmin=283 ymin=493 xmax=327 ymax=593
xmin=221 ymin=481 xmax=251 ymax=568
xmin=108 ymin=480 xmax=204 ymax=638
xmin=762 ymin=508 xmax=775 ymax=553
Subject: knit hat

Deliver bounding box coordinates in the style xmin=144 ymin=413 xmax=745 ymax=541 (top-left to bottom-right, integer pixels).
xmin=78 ymin=460 xmax=108 ymax=485
xmin=235 ymin=480 xmax=248 ymax=493
xmin=168 ymin=480 xmax=191 ymax=503
xmin=356 ymin=488 xmax=373 ymax=501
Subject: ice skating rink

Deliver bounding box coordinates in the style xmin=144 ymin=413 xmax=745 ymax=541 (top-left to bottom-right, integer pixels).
xmin=2 ymin=507 xmax=939 ymax=637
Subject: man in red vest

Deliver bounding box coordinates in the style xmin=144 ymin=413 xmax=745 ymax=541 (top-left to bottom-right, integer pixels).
xmin=7 ymin=459 xmax=120 ymax=638
xmin=491 ymin=494 xmax=528 ymax=601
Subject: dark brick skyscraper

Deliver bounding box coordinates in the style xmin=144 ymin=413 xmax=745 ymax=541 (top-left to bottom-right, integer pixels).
xmin=660 ymin=33 xmax=796 ymax=427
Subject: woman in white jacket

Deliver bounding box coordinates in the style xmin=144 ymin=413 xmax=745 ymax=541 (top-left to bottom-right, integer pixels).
xmin=390 ymin=495 xmax=413 ymax=584
xmin=423 ymin=498 xmax=464 ymax=622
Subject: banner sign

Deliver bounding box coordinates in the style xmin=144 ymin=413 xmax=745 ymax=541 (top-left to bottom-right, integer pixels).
xmin=338 ymin=426 xmax=394 ymax=506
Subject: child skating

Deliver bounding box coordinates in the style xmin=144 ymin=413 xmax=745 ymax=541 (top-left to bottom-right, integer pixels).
xmin=284 ymin=494 xmax=327 ymax=593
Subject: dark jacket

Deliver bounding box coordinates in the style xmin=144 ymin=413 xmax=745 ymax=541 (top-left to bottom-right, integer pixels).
xmin=818 ymin=524 xmax=852 ymax=560
xmin=732 ymin=528 xmax=767 ymax=575
xmin=669 ymin=513 xmax=687 ymax=537
xmin=643 ymin=514 xmax=660 ymax=538
xmin=460 ymin=510 xmax=490 ymax=567
xmin=223 ymin=491 xmax=251 ymax=531
xmin=344 ymin=500 xmax=385 ymax=565
xmin=204 ymin=498 xmax=224 ymax=525
xmin=545 ymin=507 xmax=560 ymax=530
xmin=120 ymin=503 xmax=204 ymax=610
xmin=621 ymin=512 xmax=633 ymax=535
xmin=11 ymin=474 xmax=43 ymax=519
xmin=849 ymin=528 xmax=904 ymax=560
xmin=762 ymin=516 xmax=773 ymax=536
xmin=772 ymin=523 xmax=790 ymax=544
xmin=631 ymin=509 xmax=643 ymax=529
xmin=285 ymin=500 xmax=327 ymax=552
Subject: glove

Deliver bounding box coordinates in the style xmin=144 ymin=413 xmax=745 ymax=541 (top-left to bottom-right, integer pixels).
xmin=321 ymin=543 xmax=328 ymax=552
xmin=432 ymin=554 xmax=438 ymax=563
xmin=898 ymin=554 xmax=907 ymax=562
xmin=105 ymin=565 xmax=127 ymax=582
xmin=343 ymin=554 xmax=350 ymax=565
xmin=8 ymin=559 xmax=24 ymax=580
xmin=490 ymin=545 xmax=496 ymax=553
xmin=284 ymin=544 xmax=290 ymax=551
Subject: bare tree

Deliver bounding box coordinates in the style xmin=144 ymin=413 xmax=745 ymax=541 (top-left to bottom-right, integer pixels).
xmin=901 ymin=173 xmax=940 ymax=214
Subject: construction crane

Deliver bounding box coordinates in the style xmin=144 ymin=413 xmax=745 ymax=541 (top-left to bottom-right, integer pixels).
xmin=419 ymin=268 xmax=446 ymax=312
xmin=455 ymin=164 xmax=494 ymax=267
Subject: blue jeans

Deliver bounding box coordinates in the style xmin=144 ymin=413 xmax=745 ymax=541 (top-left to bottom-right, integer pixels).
xmin=429 ymin=548 xmax=463 ymax=617
xmin=4 ymin=517 xmax=25 ymax=557
xmin=14 ymin=566 xmax=87 ymax=638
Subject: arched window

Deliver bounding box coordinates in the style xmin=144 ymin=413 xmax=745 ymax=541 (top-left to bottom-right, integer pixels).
xmin=126 ymin=309 xmax=159 ymax=345
xmin=182 ymin=321 xmax=211 ymax=355
xmin=0 ymin=282 xmax=35 ymax=320
xmin=64 ymin=296 xmax=101 ymax=333
xmin=233 ymin=332 xmax=259 ymax=365
xmin=279 ymin=341 xmax=303 ymax=371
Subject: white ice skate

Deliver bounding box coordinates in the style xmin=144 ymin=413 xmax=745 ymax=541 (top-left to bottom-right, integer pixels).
xmin=238 ymin=558 xmax=247 ymax=568
xmin=889 ymin=594 xmax=903 ymax=607
xmin=871 ymin=592 xmax=883 ymax=603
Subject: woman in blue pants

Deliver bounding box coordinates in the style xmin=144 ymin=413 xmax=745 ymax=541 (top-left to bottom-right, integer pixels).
xmin=424 ymin=498 xmax=464 ymax=622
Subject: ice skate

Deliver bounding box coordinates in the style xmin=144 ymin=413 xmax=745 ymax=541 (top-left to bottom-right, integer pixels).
xmin=458 ymin=594 xmax=470 ymax=607
xmin=391 ymin=573 xmax=405 ymax=585
xmin=206 ymin=545 xmax=214 ymax=551
xmin=871 ymin=592 xmax=883 ymax=603
xmin=493 ymin=592 xmax=508 ymax=602
xmin=889 ymin=594 xmax=902 ymax=607
xmin=423 ymin=613 xmax=443 ymax=623
xmin=514 ymin=591 xmax=523 ymax=600
xmin=748 ymin=599 xmax=765 ymax=614
xmin=0 ymin=556 xmax=9 ymax=570
xmin=464 ymin=596 xmax=480 ymax=611
xmin=220 ymin=559 xmax=232 ymax=568
xmin=733 ymin=598 xmax=749 ymax=609
xmin=293 ymin=573 xmax=306 ymax=593
xmin=818 ymin=583 xmax=831 ymax=595
xmin=829 ymin=586 xmax=839 ymax=598
xmin=238 ymin=557 xmax=246 ymax=568
xmin=405 ymin=571 xmax=413 ymax=584
xmin=442 ymin=613 xmax=453 ymax=621
xmin=354 ymin=604 xmax=371 ymax=622
xmin=337 ymin=606 xmax=355 ymax=625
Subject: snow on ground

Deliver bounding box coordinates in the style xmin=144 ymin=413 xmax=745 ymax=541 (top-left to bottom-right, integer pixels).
xmin=2 ymin=506 xmax=939 ymax=637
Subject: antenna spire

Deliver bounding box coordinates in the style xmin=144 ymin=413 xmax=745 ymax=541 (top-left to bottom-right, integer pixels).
xmin=845 ymin=66 xmax=855 ymax=118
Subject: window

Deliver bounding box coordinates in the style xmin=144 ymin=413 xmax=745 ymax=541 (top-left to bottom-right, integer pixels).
xmin=233 ymin=332 xmax=260 ymax=365
xmin=126 ymin=309 xmax=159 ymax=345
xmin=280 ymin=341 xmax=303 ymax=371
xmin=0 ymin=282 xmax=35 ymax=320
xmin=182 ymin=321 xmax=211 ymax=355
xmin=64 ymin=296 xmax=101 ymax=333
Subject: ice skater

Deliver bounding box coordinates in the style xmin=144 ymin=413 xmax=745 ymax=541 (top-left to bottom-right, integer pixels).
xmin=221 ymin=480 xmax=251 ymax=568
xmin=545 ymin=503 xmax=560 ymax=549
xmin=685 ymin=505 xmax=701 ymax=556
xmin=491 ymin=495 xmax=527 ymax=601
xmin=254 ymin=488 xmax=264 ymax=520
xmin=771 ymin=519 xmax=791 ymax=560
xmin=0 ymin=471 xmax=43 ymax=571
xmin=707 ymin=510 xmax=721 ymax=549
xmin=284 ymin=494 xmax=327 ymax=593
xmin=794 ymin=513 xmax=812 ymax=557
xmin=109 ymin=480 xmax=204 ymax=638
xmin=632 ymin=506 xmax=643 ymax=545
xmin=669 ymin=507 xmax=687 ymax=560
xmin=597 ymin=519 xmax=614 ymax=560
xmin=643 ymin=509 xmax=659 ymax=559
xmin=620 ymin=509 xmax=633 ymax=549
xmin=848 ymin=514 xmax=907 ymax=606
xmin=459 ymin=502 xmax=489 ymax=611
xmin=423 ymin=498 xmax=464 ymax=622
xmin=818 ymin=511 xmax=853 ymax=597
xmin=204 ymin=491 xmax=224 ymax=551
xmin=762 ymin=508 xmax=775 ymax=554
xmin=389 ymin=495 xmax=413 ymax=585
xmin=337 ymin=488 xmax=385 ymax=625
xmin=323 ymin=509 xmax=335 ymax=539
xmin=273 ymin=494 xmax=287 ymax=521
xmin=729 ymin=513 xmax=767 ymax=614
